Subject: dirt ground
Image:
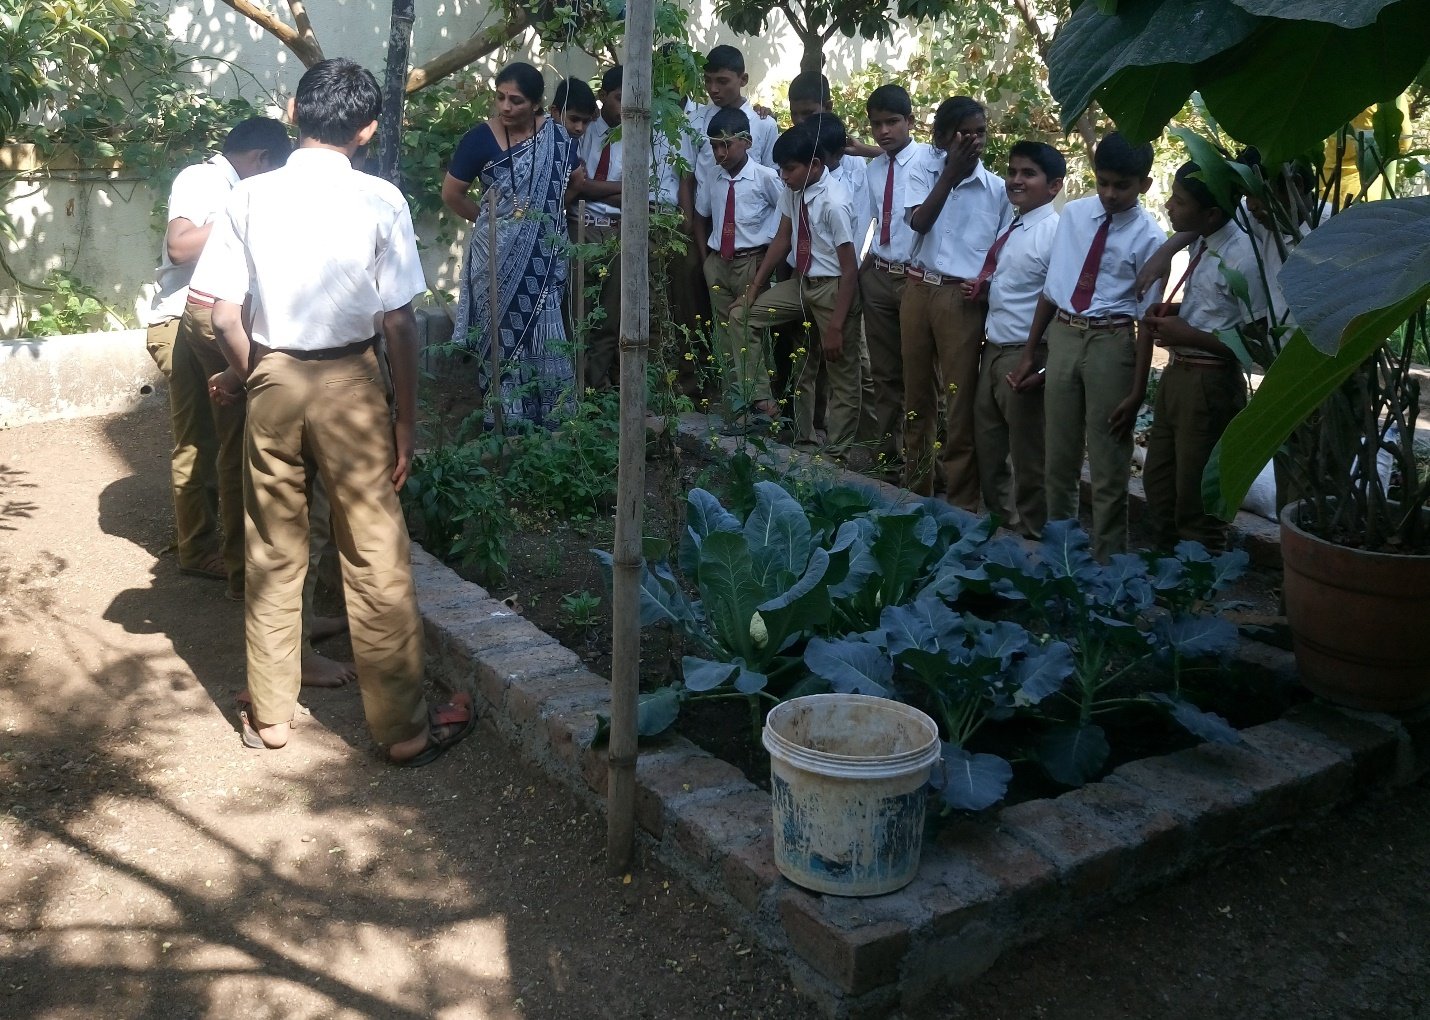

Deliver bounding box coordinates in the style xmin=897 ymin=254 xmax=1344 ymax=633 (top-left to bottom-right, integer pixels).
xmin=3 ymin=400 xmax=1428 ymax=1020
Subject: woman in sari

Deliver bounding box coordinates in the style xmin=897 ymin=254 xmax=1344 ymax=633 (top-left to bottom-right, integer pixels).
xmin=441 ymin=62 xmax=582 ymax=426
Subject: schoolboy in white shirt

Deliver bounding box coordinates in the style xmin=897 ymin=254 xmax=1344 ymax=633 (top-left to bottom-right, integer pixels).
xmin=1009 ymin=132 xmax=1166 ymax=561
xmin=194 ymin=59 xmax=474 ymax=765
xmin=861 ymin=84 xmax=929 ymax=475
xmin=1141 ymin=161 xmax=1268 ymax=550
xmin=570 ymin=66 xmax=624 ymax=390
xmin=688 ymin=46 xmax=778 ymax=212
xmin=901 ymin=97 xmax=1014 ymax=506
xmin=968 ymin=141 xmax=1064 ymax=539
xmin=695 ymin=107 xmax=784 ymax=410
xmin=729 ymin=125 xmax=865 ymax=453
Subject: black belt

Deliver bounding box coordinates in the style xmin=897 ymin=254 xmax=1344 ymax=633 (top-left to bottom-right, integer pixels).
xmin=275 ymin=336 xmax=377 ymax=361
xmin=1055 ymin=309 xmax=1135 ymax=330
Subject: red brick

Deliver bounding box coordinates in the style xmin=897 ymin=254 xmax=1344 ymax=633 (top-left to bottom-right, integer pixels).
xmin=721 ymin=831 xmax=783 ymax=914
xmin=1106 ymin=753 xmax=1255 ymax=851
xmin=778 ymin=889 xmax=910 ymax=996
xmin=505 ymin=669 xmax=608 ymax=732
xmin=936 ymin=817 xmax=1058 ymax=916
xmin=1236 ymin=720 xmax=1354 ymax=809
xmin=670 ymin=789 xmax=769 ymax=867
xmin=997 ymin=797 xmax=1130 ymax=903
xmin=1282 ymin=702 xmax=1402 ymax=788
xmin=1055 ymin=780 xmax=1189 ymax=893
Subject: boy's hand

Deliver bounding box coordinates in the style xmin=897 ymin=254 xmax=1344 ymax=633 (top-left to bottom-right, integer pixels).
xmin=392 ymin=419 xmax=416 ymax=491
xmin=821 ymin=323 xmax=844 ymax=362
xmin=752 ymin=103 xmax=774 ymax=120
xmin=1108 ymin=393 xmax=1142 ymax=436
xmin=1135 ymin=249 xmax=1172 ymax=300
xmin=1006 ymin=352 xmax=1037 ymax=391
xmin=942 ymin=132 xmax=979 ymax=182
xmin=1144 ymin=311 xmax=1198 ymax=348
xmin=207 ymin=368 xmax=245 ymax=406
xmin=1006 ymin=364 xmax=1044 ymax=391
xmin=737 ymin=283 xmax=760 ymax=311
xmin=960 ymin=279 xmax=987 ymax=302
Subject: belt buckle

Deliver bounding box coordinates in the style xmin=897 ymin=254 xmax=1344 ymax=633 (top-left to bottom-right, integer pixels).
xmin=922 ymin=270 xmax=943 ymax=286
xmin=1069 ymin=314 xmax=1090 ymax=329
xmin=888 ymin=262 xmax=905 ymax=276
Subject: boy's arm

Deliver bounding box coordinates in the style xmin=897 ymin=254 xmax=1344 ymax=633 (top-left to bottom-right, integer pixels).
xmin=1135 ymin=229 xmax=1196 ymax=300
xmin=909 ymin=133 xmax=978 ymax=234
xmin=210 ymin=298 xmax=269 ymax=405
xmin=1009 ymin=295 xmax=1057 ymax=391
xmin=383 ymin=302 xmax=421 ymax=491
xmin=693 ymin=213 xmax=710 ymax=259
xmin=846 ymin=139 xmax=881 ymax=159
xmin=741 ymin=215 xmax=792 ymax=307
xmin=1108 ymin=325 xmax=1153 ymax=437
xmin=441 ymin=173 xmax=480 ymax=223
xmin=165 ymin=218 xmax=213 ymax=265
xmin=823 ymin=241 xmax=859 ymax=363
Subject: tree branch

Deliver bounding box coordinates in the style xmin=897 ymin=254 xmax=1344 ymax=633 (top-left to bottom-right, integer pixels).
xmin=1012 ymin=0 xmax=1098 ymax=157
xmin=219 ymin=0 xmax=324 ymax=67
xmin=284 ymin=0 xmax=324 ymax=62
xmin=404 ymin=8 xmax=531 ymax=93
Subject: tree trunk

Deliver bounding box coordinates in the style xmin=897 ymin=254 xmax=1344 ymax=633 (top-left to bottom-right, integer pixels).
xmin=606 ymin=0 xmax=655 ymax=874
xmin=798 ymin=31 xmax=826 ymax=74
xmin=377 ymin=0 xmax=415 ymax=185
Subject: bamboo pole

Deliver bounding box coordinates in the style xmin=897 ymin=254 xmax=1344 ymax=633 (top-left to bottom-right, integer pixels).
xmin=487 ymin=187 xmax=505 ymax=436
xmin=606 ymin=0 xmax=654 ymax=873
xmin=574 ymin=199 xmax=588 ymax=392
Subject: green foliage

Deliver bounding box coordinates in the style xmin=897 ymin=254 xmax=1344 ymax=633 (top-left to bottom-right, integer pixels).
xmin=400 ymin=77 xmax=489 ymax=218
xmin=23 ymin=270 xmax=104 ymax=337
xmin=400 ymin=435 xmax=516 ymax=583
xmin=502 ymin=390 xmax=621 ymax=521
xmin=559 ymin=589 xmax=603 ymax=630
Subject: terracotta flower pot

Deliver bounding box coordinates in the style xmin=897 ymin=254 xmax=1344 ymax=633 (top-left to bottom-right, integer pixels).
xmin=1279 ymin=502 xmax=1430 ymax=712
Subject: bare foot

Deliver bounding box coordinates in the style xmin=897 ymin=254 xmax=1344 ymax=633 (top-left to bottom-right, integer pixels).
xmin=301 ymin=651 xmax=356 ymax=688
xmin=310 ymin=615 xmax=349 ymax=643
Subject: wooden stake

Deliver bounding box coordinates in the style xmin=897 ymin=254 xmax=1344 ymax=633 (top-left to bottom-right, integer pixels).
xmin=487 ymin=187 xmax=504 ymax=436
xmin=575 ymin=199 xmax=588 ymax=393
xmin=606 ymin=0 xmax=654 ymax=874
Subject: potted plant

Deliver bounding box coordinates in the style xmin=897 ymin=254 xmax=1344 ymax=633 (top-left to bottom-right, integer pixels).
xmin=1046 ymin=0 xmax=1430 ymax=710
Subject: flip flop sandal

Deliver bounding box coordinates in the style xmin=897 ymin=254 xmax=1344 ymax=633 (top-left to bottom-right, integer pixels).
xmin=392 ymin=693 xmax=477 ymax=768
xmin=235 ymin=691 xmax=302 ymax=748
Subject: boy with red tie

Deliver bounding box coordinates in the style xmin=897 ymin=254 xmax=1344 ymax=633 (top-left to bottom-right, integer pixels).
xmin=1010 ymin=132 xmax=1165 ymax=560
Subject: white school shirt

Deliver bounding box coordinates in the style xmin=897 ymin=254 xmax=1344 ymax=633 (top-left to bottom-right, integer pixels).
xmin=1172 ymin=219 xmax=1269 ymax=357
xmin=579 ymin=117 xmax=623 ymax=217
xmin=1042 ymin=195 xmax=1165 ymax=318
xmin=1243 ymin=197 xmax=1330 ymax=323
xmin=985 ymin=202 xmax=1060 ymax=346
xmin=864 ymin=141 xmax=930 ymax=265
xmin=651 ymin=115 xmax=697 ymax=208
xmin=694 ymin=159 xmax=783 ymax=251
xmin=829 ymin=154 xmax=873 ymax=255
xmin=905 ymin=154 xmax=1013 ymax=279
xmin=147 ymin=153 xmax=241 ymax=324
xmin=191 ymin=147 xmax=427 ymax=352
xmin=778 ymin=172 xmax=855 ymax=278
xmin=690 ymin=99 xmax=778 ymax=209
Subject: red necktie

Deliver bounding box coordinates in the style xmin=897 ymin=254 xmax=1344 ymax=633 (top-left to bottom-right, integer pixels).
xmin=1166 ymin=242 xmax=1205 ymax=304
xmin=594 ymin=142 xmax=611 ymax=181
xmin=879 ymin=158 xmax=894 ymax=247
xmin=969 ymin=219 xmax=1019 ymax=299
xmin=795 ymin=199 xmax=813 ymax=274
xmin=1069 ymin=216 xmax=1111 ymax=313
xmin=720 ymin=178 xmax=737 ymax=260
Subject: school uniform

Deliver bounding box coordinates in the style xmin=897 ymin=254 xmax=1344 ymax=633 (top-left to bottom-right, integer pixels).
xmin=972 ymin=202 xmax=1059 ymax=538
xmin=1040 ymin=194 xmax=1164 ymax=560
xmin=899 ymin=154 xmax=1013 ymax=505
xmin=689 ymin=100 xmax=778 ymax=211
xmin=861 ymin=140 xmax=931 ymax=468
xmin=574 ymin=118 xmax=625 ymax=389
xmin=191 ymin=146 xmax=430 ymax=746
xmin=670 ymin=98 xmax=716 ymax=387
xmin=696 ymin=158 xmax=783 ymax=401
xmin=1143 ymin=220 xmax=1266 ymax=549
xmin=146 ymin=154 xmax=244 ymax=581
xmin=727 ymin=172 xmax=867 ymax=452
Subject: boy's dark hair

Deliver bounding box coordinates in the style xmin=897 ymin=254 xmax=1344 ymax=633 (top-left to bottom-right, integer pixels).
xmin=600 ymin=65 xmax=623 ymax=93
xmin=1009 ymin=140 xmax=1066 ymax=182
xmin=932 ymin=96 xmax=984 ymax=136
xmin=707 ymin=106 xmax=752 ymax=139
xmin=788 ymin=71 xmax=831 ymax=107
xmin=705 ymin=44 xmax=746 ymax=75
xmin=807 ymin=113 xmax=847 ymax=160
xmin=495 ymin=61 xmax=545 ymax=105
xmin=1174 ymin=160 xmax=1234 ymax=218
xmin=772 ymin=123 xmax=820 ymax=167
xmin=223 ymin=117 xmax=292 ymax=162
xmin=866 ymin=83 xmax=912 ymax=119
xmin=1093 ymin=131 xmax=1154 ymax=178
xmin=293 ymin=59 xmax=382 ymax=146
xmin=553 ymin=77 xmax=596 ymax=115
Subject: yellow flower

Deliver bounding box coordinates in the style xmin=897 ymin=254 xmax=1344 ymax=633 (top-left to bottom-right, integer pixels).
xmin=683 ymin=351 xmax=695 ymax=361
xmin=597 ymin=267 xmax=608 ymax=279
xmin=906 ymin=410 xmax=917 ymax=419
xmin=947 ymin=382 xmax=958 ymax=394
xmin=740 ymin=347 xmax=748 ymax=354
xmin=802 ymin=321 xmax=812 ymax=328
xmin=934 ymin=441 xmax=943 ymax=450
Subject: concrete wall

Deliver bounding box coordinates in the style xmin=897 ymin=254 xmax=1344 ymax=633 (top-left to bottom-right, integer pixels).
xmin=0 ymin=330 xmax=165 ymax=429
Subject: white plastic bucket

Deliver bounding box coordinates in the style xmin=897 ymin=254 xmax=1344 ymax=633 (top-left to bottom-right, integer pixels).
xmin=762 ymin=693 xmax=941 ymax=897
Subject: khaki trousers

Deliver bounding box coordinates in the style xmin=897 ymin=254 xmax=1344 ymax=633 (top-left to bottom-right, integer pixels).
xmin=974 ymin=342 xmax=1047 ymax=538
xmin=145 ymin=317 xmax=179 ymax=378
xmin=1142 ymin=359 xmax=1246 ymax=550
xmin=704 ymin=249 xmax=768 ymax=408
xmin=244 ymin=344 xmax=426 ymax=746
xmin=899 ymin=279 xmax=986 ymax=507
xmin=573 ymin=220 xmax=622 ymax=391
xmin=1043 ymin=319 xmax=1137 ymax=560
xmin=729 ymin=275 xmax=867 ymax=451
xmin=859 ymin=262 xmax=907 ymax=468
xmin=174 ymin=304 xmax=246 ymax=590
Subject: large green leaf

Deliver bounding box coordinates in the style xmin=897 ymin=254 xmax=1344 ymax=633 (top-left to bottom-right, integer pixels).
xmin=1199 ymin=4 xmax=1430 ymax=160
xmin=1097 ymin=63 xmax=1197 ymax=144
xmin=1048 ymin=0 xmax=1261 ymax=135
xmin=1226 ymin=0 xmax=1402 ymax=27
xmin=756 ymin=547 xmax=834 ymax=659
xmin=698 ymin=531 xmax=765 ymax=662
xmin=1203 ymin=327 xmax=1383 ymax=517
xmin=871 ymin=512 xmax=938 ymax=608
xmin=744 ymin=481 xmax=812 ymax=595
xmin=1279 ymin=196 xmax=1430 ymax=355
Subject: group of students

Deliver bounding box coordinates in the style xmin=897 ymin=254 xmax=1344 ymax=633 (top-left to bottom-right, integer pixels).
xmin=142 ymin=47 xmax=1273 ymax=761
xmin=548 ymin=44 xmax=1269 ymax=562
